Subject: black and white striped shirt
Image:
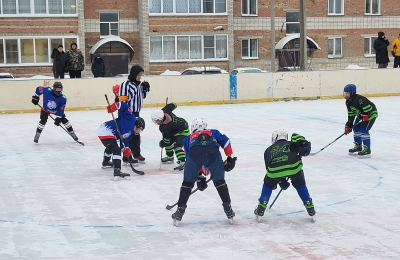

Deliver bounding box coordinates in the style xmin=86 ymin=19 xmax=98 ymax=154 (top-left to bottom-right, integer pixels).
xmin=119 ymin=79 xmax=149 ymax=113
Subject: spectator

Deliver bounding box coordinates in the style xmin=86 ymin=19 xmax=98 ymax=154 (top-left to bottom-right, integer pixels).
xmin=66 ymin=42 xmax=85 ymax=78
xmin=390 ymin=33 xmax=400 ymax=68
xmin=51 ymin=48 xmax=58 ymax=79
xmin=91 ymin=53 xmax=106 ymax=77
xmin=373 ymin=31 xmax=390 ymax=68
xmin=51 ymin=44 xmax=68 ymax=79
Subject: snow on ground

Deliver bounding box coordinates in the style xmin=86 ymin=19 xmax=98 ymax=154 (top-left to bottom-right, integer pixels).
xmin=0 ymin=96 xmax=400 ymax=259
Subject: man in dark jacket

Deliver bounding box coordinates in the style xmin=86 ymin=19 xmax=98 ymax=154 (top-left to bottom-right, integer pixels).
xmin=373 ymin=31 xmax=390 ymax=68
xmin=91 ymin=53 xmax=106 ymax=77
xmin=51 ymin=44 xmax=68 ymax=78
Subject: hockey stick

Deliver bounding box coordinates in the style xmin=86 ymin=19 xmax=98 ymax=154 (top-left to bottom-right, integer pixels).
xmin=160 ymin=97 xmax=168 ymax=169
xmin=309 ymin=121 xmax=361 ymax=156
xmin=105 ymin=94 xmax=144 ymax=175
xmin=37 ymin=104 xmax=85 ymax=146
xmin=166 ymin=178 xmax=212 ymax=210
xmin=269 ymin=188 xmax=283 ymax=209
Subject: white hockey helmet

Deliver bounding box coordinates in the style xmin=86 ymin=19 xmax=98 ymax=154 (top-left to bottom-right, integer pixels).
xmin=151 ymin=108 xmax=164 ymax=125
xmin=191 ymin=118 xmax=207 ymax=132
xmin=271 ymin=129 xmax=288 ymax=144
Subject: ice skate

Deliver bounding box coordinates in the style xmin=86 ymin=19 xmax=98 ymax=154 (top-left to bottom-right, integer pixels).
xmin=171 ymin=205 xmax=187 ymax=227
xmin=69 ymin=131 xmax=79 ymax=141
xmin=304 ymin=199 xmax=315 ymax=217
xmin=161 ymin=156 xmax=174 ymax=163
xmin=173 ymin=160 xmax=185 ymax=172
xmin=113 ymin=168 xmax=130 ymax=180
xmin=254 ymin=201 xmax=268 ymax=222
xmin=223 ymin=202 xmax=235 ymax=224
xmin=134 ymin=155 xmax=146 ymax=164
xmin=348 ymin=142 xmax=362 ymax=155
xmin=34 ymin=132 xmax=41 ymax=143
xmin=101 ymin=160 xmax=113 ymax=169
xmin=358 ymin=145 xmax=371 ymax=159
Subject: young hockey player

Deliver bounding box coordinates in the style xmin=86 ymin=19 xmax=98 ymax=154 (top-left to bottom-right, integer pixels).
xmin=98 ymin=101 xmax=145 ymax=179
xmin=31 ymin=80 xmax=79 ymax=143
xmin=151 ymin=103 xmax=190 ymax=171
xmin=343 ymin=84 xmax=378 ymax=158
xmin=254 ymin=129 xmax=315 ymax=222
xmin=171 ymin=118 xmax=237 ymax=226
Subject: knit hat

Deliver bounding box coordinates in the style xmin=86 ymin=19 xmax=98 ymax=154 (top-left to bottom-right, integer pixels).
xmin=378 ymin=31 xmax=384 ymax=37
xmin=58 ymin=44 xmax=63 ymax=48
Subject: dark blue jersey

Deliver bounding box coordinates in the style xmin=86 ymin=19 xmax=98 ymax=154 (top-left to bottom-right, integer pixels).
xmin=34 ymin=86 xmax=66 ymax=118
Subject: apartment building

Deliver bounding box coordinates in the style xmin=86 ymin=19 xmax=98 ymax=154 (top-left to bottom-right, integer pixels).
xmin=1 ymin=0 xmax=399 ymax=77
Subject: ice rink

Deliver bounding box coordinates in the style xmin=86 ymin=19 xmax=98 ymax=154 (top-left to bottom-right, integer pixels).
xmin=1 ymin=96 xmax=400 ymax=259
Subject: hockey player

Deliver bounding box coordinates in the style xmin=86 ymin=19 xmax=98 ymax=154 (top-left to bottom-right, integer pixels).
xmin=343 ymin=84 xmax=378 ymax=158
xmin=31 ymin=80 xmax=79 ymax=143
xmin=171 ymin=118 xmax=237 ymax=226
xmin=118 ymin=65 xmax=150 ymax=163
xmin=98 ymin=100 xmax=145 ymax=179
xmin=254 ymin=129 xmax=315 ymax=221
xmin=151 ymin=103 xmax=190 ymax=171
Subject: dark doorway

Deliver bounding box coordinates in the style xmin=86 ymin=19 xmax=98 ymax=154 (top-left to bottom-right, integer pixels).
xmin=278 ymin=50 xmax=300 ymax=68
xmin=101 ymin=55 xmax=129 ymax=77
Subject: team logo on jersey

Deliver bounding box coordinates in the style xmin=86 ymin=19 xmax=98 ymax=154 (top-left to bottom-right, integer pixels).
xmin=47 ymin=100 xmax=57 ymax=110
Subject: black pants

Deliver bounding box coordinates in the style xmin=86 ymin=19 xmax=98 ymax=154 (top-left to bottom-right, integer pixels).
xmin=263 ymin=170 xmax=306 ymax=190
xmin=100 ymin=138 xmax=122 ymax=169
xmin=394 ymin=56 xmax=400 ymax=68
xmin=37 ymin=110 xmax=73 ymax=132
xmin=69 ymin=70 xmax=82 ymax=78
xmin=129 ymin=112 xmax=142 ymax=157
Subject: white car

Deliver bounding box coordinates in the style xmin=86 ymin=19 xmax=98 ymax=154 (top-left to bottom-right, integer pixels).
xmin=0 ymin=72 xmax=14 ymax=80
xmin=231 ymin=68 xmax=266 ymax=73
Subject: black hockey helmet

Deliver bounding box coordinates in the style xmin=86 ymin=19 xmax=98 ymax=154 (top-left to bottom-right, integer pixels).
xmin=135 ymin=117 xmax=145 ymax=130
xmin=52 ymin=81 xmax=63 ymax=97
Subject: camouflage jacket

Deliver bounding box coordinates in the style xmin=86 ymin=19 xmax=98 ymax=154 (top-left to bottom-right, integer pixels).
xmin=67 ymin=48 xmax=84 ymax=71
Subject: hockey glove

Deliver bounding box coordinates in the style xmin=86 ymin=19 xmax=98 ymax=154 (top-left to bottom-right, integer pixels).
xmin=122 ymin=148 xmax=132 ymax=158
xmin=54 ymin=117 xmax=62 ymax=126
xmin=142 ymin=81 xmax=150 ymax=92
xmin=107 ymin=102 xmax=119 ymax=113
xmin=159 ymin=140 xmax=169 ymax=148
xmin=196 ymin=174 xmax=208 ymax=191
xmin=298 ymin=141 xmax=311 ymax=157
xmin=278 ymin=179 xmax=290 ymax=190
xmin=360 ymin=114 xmax=369 ymax=121
xmin=224 ymin=156 xmax=237 ymax=172
xmin=344 ymin=121 xmax=353 ymax=135
xmin=31 ymin=95 xmax=39 ymax=105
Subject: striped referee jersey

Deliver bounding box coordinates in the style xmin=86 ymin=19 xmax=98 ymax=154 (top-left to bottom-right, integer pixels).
xmin=119 ymin=79 xmax=149 ymax=113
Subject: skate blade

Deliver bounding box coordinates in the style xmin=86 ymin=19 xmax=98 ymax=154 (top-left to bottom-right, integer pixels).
xmin=255 ymin=215 xmax=262 ymax=222
xmin=113 ymin=176 xmax=131 ymax=181
xmin=173 ymin=219 xmax=180 ymax=227
xmin=348 ymin=152 xmax=359 ymax=156
xmin=358 ymin=154 xmax=371 ymax=159
xmin=229 ymin=218 xmax=233 ymax=224
xmin=101 ymin=166 xmax=113 ymax=169
xmin=311 ymin=217 xmax=316 ymax=223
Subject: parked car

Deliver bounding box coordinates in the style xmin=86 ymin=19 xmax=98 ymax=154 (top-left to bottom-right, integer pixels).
xmin=0 ymin=72 xmax=14 ymax=80
xmin=180 ymin=66 xmax=228 ymax=75
xmin=231 ymin=67 xmax=266 ymax=73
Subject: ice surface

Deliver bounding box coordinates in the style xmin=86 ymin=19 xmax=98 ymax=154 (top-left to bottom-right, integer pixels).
xmin=1 ymin=96 xmax=400 ymax=259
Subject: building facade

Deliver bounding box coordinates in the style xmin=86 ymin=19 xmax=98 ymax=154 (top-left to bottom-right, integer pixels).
xmin=0 ymin=0 xmax=399 ymax=77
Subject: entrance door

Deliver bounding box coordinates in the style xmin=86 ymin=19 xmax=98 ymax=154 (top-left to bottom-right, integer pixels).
xmin=102 ymin=55 xmax=129 ymax=77
xmin=278 ymin=50 xmax=300 ymax=69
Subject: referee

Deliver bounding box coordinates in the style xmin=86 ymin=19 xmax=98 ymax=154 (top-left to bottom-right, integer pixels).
xmin=119 ymin=65 xmax=150 ymax=163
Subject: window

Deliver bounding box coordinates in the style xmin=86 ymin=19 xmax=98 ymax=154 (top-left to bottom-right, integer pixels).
xmin=365 ymin=0 xmax=380 ymax=15
xmin=0 ymin=37 xmax=77 ymax=65
xmin=100 ymin=13 xmax=119 ymax=37
xmin=149 ymin=0 xmax=226 ymax=14
xmin=328 ymin=37 xmax=342 ymax=58
xmin=150 ymin=35 xmax=228 ymax=61
xmin=242 ymin=39 xmax=258 ymax=58
xmin=0 ymin=0 xmax=76 ymax=15
xmin=364 ymin=36 xmax=377 ymax=56
xmin=286 ymin=11 xmax=299 ymax=34
xmin=242 ymin=0 xmax=257 ymax=15
xmin=328 ymin=0 xmax=343 ymax=15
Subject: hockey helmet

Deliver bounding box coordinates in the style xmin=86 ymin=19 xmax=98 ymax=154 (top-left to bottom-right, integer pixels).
xmin=343 ymin=84 xmax=356 ymax=99
xmin=135 ymin=117 xmax=145 ymax=130
xmin=271 ymin=129 xmax=288 ymax=144
xmin=52 ymin=81 xmax=63 ymax=97
xmin=191 ymin=118 xmax=207 ymax=132
xmin=151 ymin=108 xmax=165 ymax=125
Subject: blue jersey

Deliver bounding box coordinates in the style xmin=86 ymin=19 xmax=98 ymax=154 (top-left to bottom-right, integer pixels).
xmin=34 ymin=86 xmax=67 ymax=118
xmin=183 ymin=129 xmax=233 ymax=159
xmin=97 ymin=102 xmax=136 ymax=148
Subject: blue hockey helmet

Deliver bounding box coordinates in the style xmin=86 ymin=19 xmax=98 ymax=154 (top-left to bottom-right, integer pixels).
xmin=344 ymin=84 xmax=356 ymax=97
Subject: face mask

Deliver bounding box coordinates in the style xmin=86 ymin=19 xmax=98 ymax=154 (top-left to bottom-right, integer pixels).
xmin=54 ymin=89 xmax=62 ymax=97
